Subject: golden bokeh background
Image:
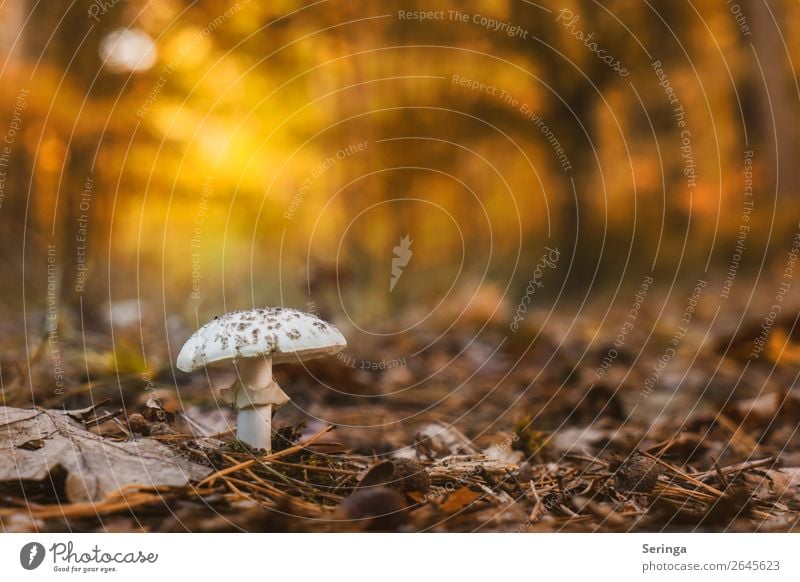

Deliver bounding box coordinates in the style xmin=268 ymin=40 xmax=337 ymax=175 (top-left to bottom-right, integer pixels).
xmin=1 ymin=0 xmax=798 ymax=330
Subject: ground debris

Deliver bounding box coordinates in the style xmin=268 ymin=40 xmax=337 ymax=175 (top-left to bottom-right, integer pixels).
xmin=0 ymin=406 xmax=210 ymax=504
xmin=2 ymin=302 xmax=800 ymax=532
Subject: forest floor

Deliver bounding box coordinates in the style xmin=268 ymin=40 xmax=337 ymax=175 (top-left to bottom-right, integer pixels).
xmin=1 ymin=283 xmax=799 ymax=532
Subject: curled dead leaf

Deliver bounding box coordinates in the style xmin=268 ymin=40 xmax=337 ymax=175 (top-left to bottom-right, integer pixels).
xmin=0 ymin=406 xmax=210 ymax=502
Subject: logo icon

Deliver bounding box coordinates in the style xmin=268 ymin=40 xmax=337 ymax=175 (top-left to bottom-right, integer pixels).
xmin=389 ymin=234 xmax=413 ymax=292
xmin=20 ymin=542 xmax=46 ymax=570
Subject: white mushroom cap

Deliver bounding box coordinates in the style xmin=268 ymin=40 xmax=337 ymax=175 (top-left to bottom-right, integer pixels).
xmin=176 ymin=307 xmax=347 ymax=372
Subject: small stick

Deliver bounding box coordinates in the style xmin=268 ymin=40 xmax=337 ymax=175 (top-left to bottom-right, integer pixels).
xmin=0 ymin=492 xmax=162 ymax=520
xmin=242 ymin=467 xmax=279 ymax=492
xmin=224 ymin=479 xmax=276 ymax=510
xmin=528 ymin=482 xmax=544 ymax=523
xmin=198 ymin=424 xmax=334 ymax=486
xmin=716 ymin=414 xmax=761 ymax=453
xmin=207 ymin=427 xmax=237 ymax=439
xmin=226 ymin=476 xmax=289 ymax=500
xmin=84 ymin=410 xmax=123 ymax=428
xmin=112 ymin=417 xmax=131 ymax=438
xmin=269 ymin=459 xmax=360 ymax=475
xmin=220 ymin=453 xmax=294 ymax=488
xmin=198 ymin=458 xmax=256 ymax=487
xmin=711 ymin=457 xmax=729 ymax=489
xmin=694 ymin=457 xmax=775 ymax=481
xmin=558 ymin=504 xmax=580 ymax=518
xmin=640 ymin=451 xmax=724 ymax=497
xmin=260 ymin=424 xmax=336 ymax=461
xmin=656 ymin=484 xmax=717 ymax=502
xmin=145 ymin=433 xmax=195 ymax=440
xmin=253 ymin=461 xmax=296 ymax=488
xmin=642 ymin=427 xmax=686 ymax=456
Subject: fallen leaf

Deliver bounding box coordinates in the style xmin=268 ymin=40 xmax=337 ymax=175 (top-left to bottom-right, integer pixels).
xmin=439 ymin=486 xmax=482 ymax=513
xmin=415 ymin=422 xmax=478 ymax=458
xmin=406 ymin=491 xmax=426 ymax=503
xmin=748 ymin=468 xmax=800 ymax=501
xmin=0 ymin=406 xmax=210 ymax=502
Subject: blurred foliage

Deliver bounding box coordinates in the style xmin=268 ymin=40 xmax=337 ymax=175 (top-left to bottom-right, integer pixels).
xmin=0 ymin=0 xmax=798 ymax=329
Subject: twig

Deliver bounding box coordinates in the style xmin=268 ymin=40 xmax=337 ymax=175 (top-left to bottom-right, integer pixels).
xmin=224 ymin=478 xmax=276 ymax=510
xmin=694 ymin=457 xmax=775 ymax=481
xmin=198 ymin=424 xmax=334 ymax=486
xmin=84 ymin=410 xmax=123 ymax=428
xmin=0 ymin=491 xmax=164 ymax=520
xmin=640 ymin=451 xmax=724 ymax=497
xmin=711 ymin=457 xmax=729 ymax=489
xmin=565 ymin=453 xmax=609 ymax=467
xmin=112 ymin=417 xmax=131 ymax=438
xmin=716 ymin=413 xmax=761 ymax=454
xmin=528 ymin=482 xmax=544 ymax=523
xmin=269 ymin=459 xmax=360 ymax=476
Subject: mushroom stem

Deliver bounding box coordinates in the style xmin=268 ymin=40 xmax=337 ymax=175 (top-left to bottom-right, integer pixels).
xmin=229 ymin=357 xmax=290 ymax=451
xmin=237 ymin=405 xmax=273 ymax=451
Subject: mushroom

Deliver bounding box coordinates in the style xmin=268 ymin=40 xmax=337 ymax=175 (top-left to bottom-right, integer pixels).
xmin=176 ymin=307 xmax=346 ymax=451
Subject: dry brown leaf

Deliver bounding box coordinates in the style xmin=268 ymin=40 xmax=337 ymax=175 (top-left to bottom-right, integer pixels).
xmin=0 ymin=406 xmax=210 ymax=502
xmin=406 ymin=491 xmax=426 ymax=503
xmin=439 ymin=486 xmax=482 ymax=513
xmin=749 ymin=468 xmax=800 ymax=501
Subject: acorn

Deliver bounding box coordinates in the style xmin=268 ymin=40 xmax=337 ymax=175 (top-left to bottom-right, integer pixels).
xmin=612 ymin=453 xmax=661 ymax=494
xmin=390 ymin=458 xmax=431 ymax=493
xmin=126 ymin=413 xmax=147 ymax=435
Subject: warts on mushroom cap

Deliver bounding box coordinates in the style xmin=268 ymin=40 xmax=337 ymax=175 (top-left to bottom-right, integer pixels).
xmin=176 ymin=306 xmax=346 ymax=372
xmin=175 ymin=306 xmax=347 ymax=450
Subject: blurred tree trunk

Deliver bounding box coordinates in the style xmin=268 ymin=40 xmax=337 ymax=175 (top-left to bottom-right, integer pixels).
xmin=748 ymin=0 xmax=798 ymax=197
xmin=0 ymin=0 xmax=27 ymax=59
xmin=20 ymin=1 xmax=124 ymax=316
